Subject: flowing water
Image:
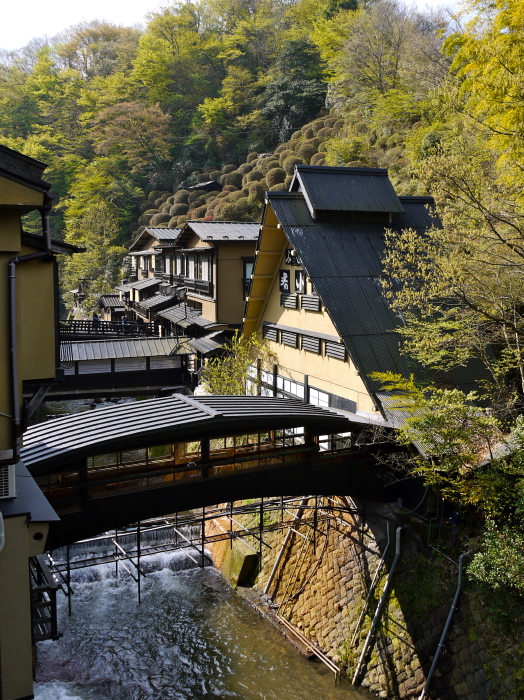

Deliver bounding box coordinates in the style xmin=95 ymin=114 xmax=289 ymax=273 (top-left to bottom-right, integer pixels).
xmin=34 ymin=554 xmax=375 ymax=700
xmin=33 ymin=398 xmax=375 ymax=699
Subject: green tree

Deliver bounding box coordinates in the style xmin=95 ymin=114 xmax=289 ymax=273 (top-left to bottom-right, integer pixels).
xmin=201 ymin=331 xmax=275 ymax=395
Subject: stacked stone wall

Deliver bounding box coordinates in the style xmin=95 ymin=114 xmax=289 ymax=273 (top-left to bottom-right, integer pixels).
xmin=206 ymin=497 xmax=524 ymax=699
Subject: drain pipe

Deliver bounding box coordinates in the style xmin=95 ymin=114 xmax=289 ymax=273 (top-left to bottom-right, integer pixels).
xmin=1 ymin=196 xmax=53 ymax=468
xmin=419 ymin=552 xmax=468 ymax=700
xmin=352 ymin=526 xmax=402 ymax=686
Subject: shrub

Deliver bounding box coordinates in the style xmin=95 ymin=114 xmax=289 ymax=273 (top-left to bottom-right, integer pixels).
xmin=176 ymin=216 xmax=188 ymax=226
xmin=140 ymin=201 xmax=151 ymax=213
xmin=274 ymin=144 xmax=288 ymax=153
xmin=230 ymin=190 xmax=245 ymax=202
xmin=192 ymin=205 xmax=207 ymax=218
xmin=296 ymin=143 xmax=317 ymax=163
xmin=209 ymin=170 xmax=222 ymax=180
xmin=317 ymin=127 xmax=335 ymax=139
xmin=282 ymin=155 xmax=303 ymax=174
xmin=269 ymin=183 xmax=286 ymax=190
xmin=188 ymin=189 xmax=206 ymax=204
xmin=246 ymin=169 xmax=264 ymax=182
xmin=266 ymin=167 xmax=286 ymax=187
xmin=224 ymin=171 xmax=243 ymax=188
xmin=148 ymin=189 xmax=161 ymax=201
xmin=174 ymin=190 xmax=190 ymax=204
xmin=150 ymin=213 xmax=171 ymax=226
xmin=248 ymin=182 xmax=265 ymax=201
xmin=311 ymin=119 xmax=325 ymax=133
xmin=302 ymin=127 xmax=314 ymax=139
xmin=310 ymin=152 xmax=326 ymax=166
xmin=260 ymin=159 xmax=279 ymax=175
xmin=284 ymin=175 xmax=293 ymax=189
xmin=138 ymin=214 xmax=150 ymax=226
xmin=237 ymin=163 xmax=253 ymax=174
xmin=221 ymin=164 xmax=237 ymax=174
xmin=197 ymin=173 xmax=210 ymax=183
xmin=154 ymin=198 xmax=164 ymax=208
xmin=169 ymin=203 xmax=189 ymax=216
xmin=246 ymin=152 xmax=258 ymax=163
xmin=287 ymin=139 xmax=299 ymax=151
xmin=291 ymin=130 xmax=301 ymax=140
xmin=168 ymin=216 xmax=179 ymax=228
xmin=278 ymin=149 xmax=294 ymax=167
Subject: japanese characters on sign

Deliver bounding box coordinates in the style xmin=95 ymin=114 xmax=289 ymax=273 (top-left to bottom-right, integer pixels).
xmin=295 ymin=269 xmax=305 ymax=294
xmin=279 ymin=269 xmax=290 ymax=293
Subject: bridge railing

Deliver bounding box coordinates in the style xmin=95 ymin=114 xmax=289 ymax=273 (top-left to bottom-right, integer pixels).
xmin=59 ymin=319 xmax=156 ymax=337
xmin=34 ymin=431 xmax=364 ymax=512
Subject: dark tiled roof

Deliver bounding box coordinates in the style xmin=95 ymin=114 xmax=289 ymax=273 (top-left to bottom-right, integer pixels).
xmin=61 ymin=337 xmax=189 ymax=362
xmin=267 ymin=190 xmax=489 ymax=402
xmin=290 ymin=165 xmax=404 ymax=216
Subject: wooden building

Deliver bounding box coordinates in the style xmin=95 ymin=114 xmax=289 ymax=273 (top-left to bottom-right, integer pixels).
xmin=243 ymin=165 xmax=480 ymax=419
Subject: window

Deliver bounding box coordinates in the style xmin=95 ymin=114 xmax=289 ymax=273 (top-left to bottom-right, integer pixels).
xmin=325 ymin=341 xmax=346 ymax=360
xmin=309 ymin=386 xmax=329 ymax=407
xmin=243 ymin=258 xmax=254 ymax=298
xmin=281 ymin=331 xmax=298 ymax=347
xmin=263 ymin=326 xmax=278 ymax=341
xmin=175 ymin=254 xmax=184 ymax=276
xmin=200 ymin=254 xmax=211 ymax=281
xmin=276 ymin=375 xmax=304 ymax=399
xmin=187 ymin=254 xmax=196 ymax=279
xmin=165 ymin=256 xmax=171 ymax=274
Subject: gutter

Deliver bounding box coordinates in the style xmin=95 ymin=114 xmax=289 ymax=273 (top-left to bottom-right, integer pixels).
xmin=0 ymin=194 xmax=53 ymax=467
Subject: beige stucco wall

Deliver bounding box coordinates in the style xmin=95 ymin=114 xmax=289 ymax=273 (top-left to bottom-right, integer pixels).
xmin=246 ymin=206 xmax=377 ymax=413
xmin=0 ymin=516 xmax=49 ymax=700
xmin=216 ymin=241 xmax=255 ymax=325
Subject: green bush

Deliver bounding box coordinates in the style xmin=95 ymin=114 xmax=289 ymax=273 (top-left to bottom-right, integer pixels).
xmin=174 ymin=190 xmax=190 ymax=204
xmin=310 ymin=152 xmax=325 ymax=166
xmin=278 ymin=149 xmax=294 ymax=167
xmin=296 ymin=143 xmax=317 ymax=163
xmin=274 ymin=143 xmax=288 ymax=153
xmin=221 ymin=164 xmax=237 ymax=174
xmin=317 ymin=127 xmax=335 ymax=139
xmin=169 ymin=203 xmax=189 ymax=216
xmin=291 ymin=130 xmax=301 ymax=140
xmin=282 ymin=155 xmax=303 ymax=174
xmin=246 ymin=152 xmax=258 ymax=163
xmin=302 ymin=127 xmax=314 ymax=139
xmin=209 ymin=170 xmax=222 ymax=181
xmin=148 ymin=189 xmax=161 ymax=201
xmin=168 ymin=216 xmax=179 ymax=228
xmin=197 ymin=173 xmax=210 ymax=183
xmin=287 ymin=139 xmax=299 ymax=151
xmin=246 ymin=169 xmax=264 ymax=182
xmin=266 ymin=167 xmax=286 ymax=187
xmin=224 ymin=171 xmax=243 ymax=188
xmin=150 ymin=213 xmax=171 ymax=226
xmin=176 ymin=216 xmax=188 ymax=226
xmin=284 ymin=175 xmax=293 ymax=189
xmin=237 ymin=162 xmax=253 ymax=174
xmin=188 ymin=189 xmax=206 ymax=204
xmin=248 ymin=181 xmax=265 ymax=201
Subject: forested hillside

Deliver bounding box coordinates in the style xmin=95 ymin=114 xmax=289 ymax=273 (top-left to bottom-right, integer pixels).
xmin=0 ymin=0 xmax=450 ymax=298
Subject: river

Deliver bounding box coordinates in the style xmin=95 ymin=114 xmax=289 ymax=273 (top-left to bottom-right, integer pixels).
xmin=33 ymin=399 xmax=375 ymax=700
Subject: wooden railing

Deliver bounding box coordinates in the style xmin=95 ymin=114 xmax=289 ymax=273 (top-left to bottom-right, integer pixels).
xmin=59 ymin=319 xmax=156 ymax=337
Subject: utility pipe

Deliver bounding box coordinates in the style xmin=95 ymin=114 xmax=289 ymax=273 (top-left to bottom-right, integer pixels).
xmin=352 ymin=526 xmax=402 ymax=686
xmin=419 ymin=553 xmax=468 ymax=700
xmin=263 ymin=496 xmax=310 ymax=595
xmin=1 ymin=196 xmax=53 ymax=468
xmin=350 ymin=521 xmax=390 ymax=646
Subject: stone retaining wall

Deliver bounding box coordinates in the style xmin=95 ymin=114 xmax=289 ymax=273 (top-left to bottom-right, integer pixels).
xmin=205 ymin=497 xmax=524 ymax=699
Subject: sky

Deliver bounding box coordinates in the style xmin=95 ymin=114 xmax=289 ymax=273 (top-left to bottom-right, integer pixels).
xmin=1 ymin=0 xmax=455 ymax=52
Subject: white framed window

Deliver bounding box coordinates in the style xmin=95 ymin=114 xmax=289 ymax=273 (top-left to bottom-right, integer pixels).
xmin=309 ymin=387 xmax=329 ymax=407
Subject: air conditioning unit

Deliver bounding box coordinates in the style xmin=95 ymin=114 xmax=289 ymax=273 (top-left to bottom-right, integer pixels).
xmin=0 ymin=464 xmax=16 ymax=499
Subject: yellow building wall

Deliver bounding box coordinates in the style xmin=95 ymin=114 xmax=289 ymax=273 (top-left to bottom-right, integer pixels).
xmin=249 ymin=214 xmax=377 ymax=413
xmin=0 ymin=516 xmax=49 ymax=700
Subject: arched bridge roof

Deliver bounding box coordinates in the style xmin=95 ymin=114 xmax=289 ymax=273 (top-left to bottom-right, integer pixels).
xmin=21 ymin=394 xmax=378 ymax=474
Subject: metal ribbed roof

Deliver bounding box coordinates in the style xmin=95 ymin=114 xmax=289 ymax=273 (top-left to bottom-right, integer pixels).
xmin=98 ymin=294 xmax=124 ymax=309
xmin=290 ymin=166 xmax=404 ymax=216
xmin=136 ymin=294 xmax=178 ymax=310
xmin=184 ymin=221 xmax=260 ymax=241
xmin=156 ymin=303 xmax=216 ymax=328
xmin=266 ymin=190 xmax=490 ymax=403
xmin=21 ymin=394 xmax=355 ymax=472
xmin=143 ymin=228 xmax=181 ymax=240
xmin=61 ymin=337 xmax=188 ymax=362
xmin=189 ymin=331 xmax=224 ymax=355
xmin=128 ymin=277 xmax=160 ymax=290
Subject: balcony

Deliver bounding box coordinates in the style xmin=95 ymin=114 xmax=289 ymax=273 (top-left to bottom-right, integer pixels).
xmin=172 ymin=275 xmax=213 ymax=297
